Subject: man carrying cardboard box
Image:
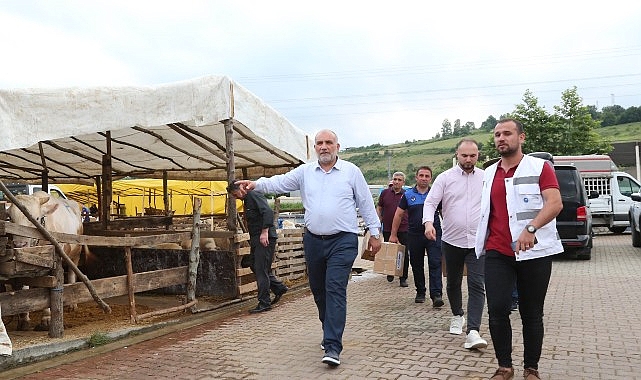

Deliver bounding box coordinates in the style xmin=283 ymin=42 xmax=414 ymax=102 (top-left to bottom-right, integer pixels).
xmin=390 ymin=166 xmax=443 ymax=307
xmin=376 ymin=171 xmax=410 ymax=287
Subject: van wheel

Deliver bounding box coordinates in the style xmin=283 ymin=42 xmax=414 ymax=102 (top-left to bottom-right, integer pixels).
xmin=608 ymin=226 xmax=627 ymax=234
xmin=632 ymin=221 xmax=641 ymax=248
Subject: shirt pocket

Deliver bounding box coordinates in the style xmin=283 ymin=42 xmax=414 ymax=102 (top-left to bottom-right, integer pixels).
xmin=516 ymin=184 xmax=543 ymax=209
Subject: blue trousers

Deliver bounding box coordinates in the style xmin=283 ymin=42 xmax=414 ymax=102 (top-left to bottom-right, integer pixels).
xmin=407 ymin=231 xmax=442 ymax=299
xmin=485 ymin=250 xmax=552 ymax=370
xmin=303 ymin=231 xmax=358 ymax=356
xmin=442 ymin=241 xmax=485 ymax=334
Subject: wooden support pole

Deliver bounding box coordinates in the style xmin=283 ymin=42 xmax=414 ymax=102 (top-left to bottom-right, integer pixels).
xmin=163 ymin=171 xmax=170 ymax=219
xmin=124 ymin=235 xmax=137 ymax=323
xmin=187 ymin=197 xmax=201 ymax=312
xmin=136 ymin=300 xmax=197 ymax=322
xmin=49 ymin=256 xmax=64 ymax=338
xmin=224 ymin=119 xmax=238 ymax=232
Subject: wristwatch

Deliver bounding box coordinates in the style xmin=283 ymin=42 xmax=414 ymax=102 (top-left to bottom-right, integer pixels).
xmin=525 ymin=224 xmax=537 ymax=233
xmin=372 ymin=233 xmax=380 ymax=240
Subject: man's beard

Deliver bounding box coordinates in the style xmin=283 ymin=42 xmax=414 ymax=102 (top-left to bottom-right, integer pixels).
xmin=497 ymin=144 xmax=518 ymax=157
xmin=318 ymin=152 xmax=336 ymax=165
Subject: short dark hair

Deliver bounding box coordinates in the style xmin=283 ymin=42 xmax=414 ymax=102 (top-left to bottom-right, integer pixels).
xmin=497 ymin=118 xmax=524 ymax=133
xmin=416 ymin=166 xmax=432 ymax=176
xmin=226 ymin=181 xmax=240 ymax=193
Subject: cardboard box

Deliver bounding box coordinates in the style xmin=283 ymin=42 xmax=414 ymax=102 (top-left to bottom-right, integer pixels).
xmin=372 ymin=242 xmax=406 ymax=277
xmin=360 ymin=231 xmax=382 ymax=261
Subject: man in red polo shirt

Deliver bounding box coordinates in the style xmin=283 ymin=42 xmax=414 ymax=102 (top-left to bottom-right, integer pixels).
xmin=376 ymin=172 xmax=410 ymax=287
xmin=475 ymin=119 xmax=563 ymax=380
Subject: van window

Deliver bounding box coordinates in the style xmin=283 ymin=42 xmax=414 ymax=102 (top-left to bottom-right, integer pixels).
xmin=555 ymin=169 xmax=578 ymax=199
xmin=618 ymin=176 xmax=641 ymax=197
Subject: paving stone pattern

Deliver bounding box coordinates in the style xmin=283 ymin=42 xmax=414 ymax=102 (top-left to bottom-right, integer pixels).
xmin=10 ymin=233 xmax=641 ymax=379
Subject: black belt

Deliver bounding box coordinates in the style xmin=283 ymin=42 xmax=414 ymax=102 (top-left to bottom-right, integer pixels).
xmin=304 ymin=228 xmax=350 ymax=240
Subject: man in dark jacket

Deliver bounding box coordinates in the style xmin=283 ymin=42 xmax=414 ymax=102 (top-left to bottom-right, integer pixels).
xmin=228 ymin=182 xmax=288 ymax=313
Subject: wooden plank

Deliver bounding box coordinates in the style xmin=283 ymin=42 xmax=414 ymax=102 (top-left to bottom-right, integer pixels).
xmin=234 ymin=233 xmax=250 ymax=243
xmin=0 ymin=261 xmax=50 ymax=277
xmin=238 ymin=281 xmax=257 ymax=294
xmin=18 ymin=276 xmax=57 ymax=288
xmin=237 ymin=246 xmax=251 ymax=256
xmin=15 ymin=251 xmax=55 ymax=268
xmin=1 ymin=221 xmax=192 ymax=247
xmin=199 ymin=230 xmax=235 ymax=239
xmin=236 ymin=267 xmax=253 ymax=277
xmin=0 ymin=266 xmax=189 ymax=316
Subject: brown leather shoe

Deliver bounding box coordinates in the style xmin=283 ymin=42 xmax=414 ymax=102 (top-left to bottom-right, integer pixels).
xmin=523 ymin=368 xmax=540 ymax=379
xmin=491 ymin=367 xmax=514 ymax=380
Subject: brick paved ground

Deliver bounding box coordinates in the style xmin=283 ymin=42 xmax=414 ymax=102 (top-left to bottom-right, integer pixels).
xmin=5 ymin=232 xmax=641 ymax=379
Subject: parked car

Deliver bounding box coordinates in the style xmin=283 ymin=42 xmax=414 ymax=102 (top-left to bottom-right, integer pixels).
xmin=630 ymin=192 xmax=641 ymax=248
xmin=484 ymin=153 xmax=595 ymax=260
xmin=553 ymin=164 xmax=595 ymax=260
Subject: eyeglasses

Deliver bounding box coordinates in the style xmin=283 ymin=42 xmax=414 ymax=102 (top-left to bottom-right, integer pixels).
xmin=392 ymin=178 xmax=404 ymax=181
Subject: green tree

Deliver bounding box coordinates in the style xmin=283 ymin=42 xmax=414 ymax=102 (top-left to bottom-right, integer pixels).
xmin=441 ymin=119 xmax=452 ymax=138
xmin=510 ymin=89 xmax=556 ymax=154
xmin=553 ymin=87 xmax=611 ymax=155
xmin=600 ymin=105 xmax=626 ymax=126
xmin=480 ymin=115 xmax=497 ymax=131
xmin=453 ymin=119 xmax=462 ymax=136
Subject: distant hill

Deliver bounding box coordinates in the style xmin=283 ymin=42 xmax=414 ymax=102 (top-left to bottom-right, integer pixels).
xmin=341 ymin=122 xmax=641 ymax=184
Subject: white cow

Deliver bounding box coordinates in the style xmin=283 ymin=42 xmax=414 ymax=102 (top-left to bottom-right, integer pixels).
xmin=7 ymin=191 xmax=85 ymax=330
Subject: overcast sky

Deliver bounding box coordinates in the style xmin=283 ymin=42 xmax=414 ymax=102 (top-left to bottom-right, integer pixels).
xmin=1 ymin=1 xmax=640 ymax=149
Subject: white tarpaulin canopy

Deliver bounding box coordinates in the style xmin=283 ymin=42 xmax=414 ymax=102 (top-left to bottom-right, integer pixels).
xmin=0 ymin=76 xmax=310 ymax=183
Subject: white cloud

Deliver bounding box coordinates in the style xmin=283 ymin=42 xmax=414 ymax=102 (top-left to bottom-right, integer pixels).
xmin=1 ymin=1 xmax=640 ymax=148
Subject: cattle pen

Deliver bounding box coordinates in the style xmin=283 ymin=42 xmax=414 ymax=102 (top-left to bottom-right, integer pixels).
xmin=1 ymin=192 xmax=307 ymax=340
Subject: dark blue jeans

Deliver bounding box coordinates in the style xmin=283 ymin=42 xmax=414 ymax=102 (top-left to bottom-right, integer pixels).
xmin=407 ymin=232 xmax=442 ymax=299
xmin=383 ymin=230 xmax=410 ymax=280
xmin=485 ymin=250 xmax=552 ymax=370
xmin=303 ymin=231 xmax=358 ymax=356
xmin=249 ymin=236 xmax=287 ymax=307
xmin=442 ymin=241 xmax=485 ymax=333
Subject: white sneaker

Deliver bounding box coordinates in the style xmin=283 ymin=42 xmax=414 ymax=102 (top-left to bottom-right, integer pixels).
xmin=464 ymin=330 xmax=488 ymax=349
xmin=449 ymin=315 xmax=465 ymax=335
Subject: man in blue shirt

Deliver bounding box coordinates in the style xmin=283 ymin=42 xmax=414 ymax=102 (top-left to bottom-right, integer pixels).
xmin=235 ymin=129 xmax=382 ymax=368
xmin=390 ymin=166 xmax=443 ymax=307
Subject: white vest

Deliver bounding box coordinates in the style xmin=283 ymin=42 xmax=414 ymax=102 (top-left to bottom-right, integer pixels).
xmin=475 ymin=155 xmax=563 ymax=261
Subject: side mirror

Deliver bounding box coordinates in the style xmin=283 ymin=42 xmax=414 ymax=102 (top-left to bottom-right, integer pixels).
xmin=588 ymin=191 xmax=599 ymax=199
xmin=631 ymin=193 xmax=641 ymax=202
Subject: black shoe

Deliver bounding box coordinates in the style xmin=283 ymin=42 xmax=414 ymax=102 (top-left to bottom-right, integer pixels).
xmin=432 ymin=296 xmax=444 ymax=308
xmin=415 ymin=294 xmax=426 ymax=303
xmin=249 ymin=304 xmax=272 ymax=314
xmin=271 ymin=287 xmax=288 ymax=305
xmin=322 ymin=352 xmax=340 ymax=367
xmin=400 ymin=279 xmax=408 ymax=287
xmin=386 ymin=275 xmax=394 ymax=282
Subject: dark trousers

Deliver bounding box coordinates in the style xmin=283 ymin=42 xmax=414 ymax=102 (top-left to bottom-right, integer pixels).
xmin=249 ymin=236 xmax=287 ymax=307
xmin=406 ymin=232 xmax=442 ymax=298
xmin=303 ymin=231 xmax=358 ymax=355
xmin=485 ymin=250 xmax=552 ymax=370
xmin=442 ymin=241 xmax=485 ymax=333
xmin=382 ymin=231 xmax=410 ymax=280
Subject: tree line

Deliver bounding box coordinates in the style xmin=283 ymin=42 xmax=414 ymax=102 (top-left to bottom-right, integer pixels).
xmin=436 ymin=86 xmax=639 ymax=156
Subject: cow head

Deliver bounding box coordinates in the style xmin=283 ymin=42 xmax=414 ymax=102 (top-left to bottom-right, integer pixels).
xmin=7 ymin=191 xmax=59 ymax=248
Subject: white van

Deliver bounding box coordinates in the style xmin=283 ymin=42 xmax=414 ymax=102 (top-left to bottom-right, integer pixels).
xmin=554 ymin=155 xmax=641 ymax=233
